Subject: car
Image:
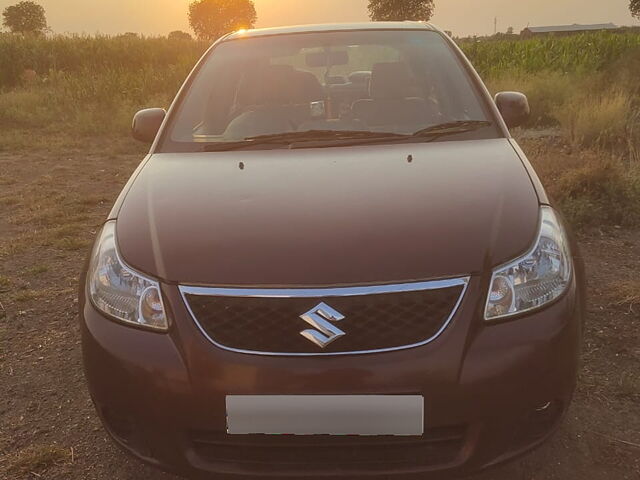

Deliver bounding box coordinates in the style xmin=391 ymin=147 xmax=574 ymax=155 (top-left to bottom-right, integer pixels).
xmin=79 ymin=22 xmax=585 ymax=479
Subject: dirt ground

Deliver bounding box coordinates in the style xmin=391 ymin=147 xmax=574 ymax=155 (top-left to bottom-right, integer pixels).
xmin=0 ymin=138 xmax=638 ymax=480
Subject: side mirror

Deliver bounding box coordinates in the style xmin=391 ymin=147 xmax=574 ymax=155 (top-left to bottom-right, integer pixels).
xmin=495 ymin=92 xmax=530 ymax=128
xmin=132 ymin=108 xmax=166 ymax=143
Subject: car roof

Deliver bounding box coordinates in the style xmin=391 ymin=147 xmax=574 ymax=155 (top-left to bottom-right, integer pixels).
xmin=223 ymin=22 xmax=436 ymax=41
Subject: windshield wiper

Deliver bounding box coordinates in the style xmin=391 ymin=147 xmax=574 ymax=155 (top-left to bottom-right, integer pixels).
xmin=411 ymin=120 xmax=492 ymax=138
xmin=202 ymin=122 xmax=492 ymax=151
xmin=203 ymin=130 xmax=406 ymax=151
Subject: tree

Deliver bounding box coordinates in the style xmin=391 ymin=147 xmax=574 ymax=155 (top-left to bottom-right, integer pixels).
xmin=2 ymin=1 xmax=47 ymax=34
xmin=368 ymin=0 xmax=435 ymax=22
xmin=631 ymin=0 xmax=640 ymax=19
xmin=506 ymin=26 xmax=514 ymax=35
xmin=168 ymin=30 xmax=192 ymax=41
xmin=188 ymin=0 xmax=256 ymax=41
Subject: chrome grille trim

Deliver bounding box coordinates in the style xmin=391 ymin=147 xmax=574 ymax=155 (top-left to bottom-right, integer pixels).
xmin=179 ymin=277 xmax=470 ymax=357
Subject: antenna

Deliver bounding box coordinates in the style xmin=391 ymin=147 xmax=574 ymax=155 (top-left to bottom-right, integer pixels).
xmin=494 ymin=17 xmax=498 ymax=34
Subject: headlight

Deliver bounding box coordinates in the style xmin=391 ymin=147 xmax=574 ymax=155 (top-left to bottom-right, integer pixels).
xmin=87 ymin=221 xmax=168 ymax=331
xmin=485 ymin=207 xmax=572 ymax=320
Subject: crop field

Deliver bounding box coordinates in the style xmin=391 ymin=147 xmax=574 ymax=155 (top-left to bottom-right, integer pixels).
xmin=0 ymin=30 xmax=639 ymax=479
xmin=463 ymin=30 xmax=640 ymax=76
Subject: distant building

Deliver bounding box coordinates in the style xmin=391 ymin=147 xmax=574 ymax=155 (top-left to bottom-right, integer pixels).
xmin=521 ymin=23 xmax=619 ymax=37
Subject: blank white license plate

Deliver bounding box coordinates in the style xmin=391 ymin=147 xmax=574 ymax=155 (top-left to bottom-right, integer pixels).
xmin=226 ymin=395 xmax=424 ymax=436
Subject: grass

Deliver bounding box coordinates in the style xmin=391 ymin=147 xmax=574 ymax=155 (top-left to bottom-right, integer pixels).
xmin=13 ymin=289 xmax=40 ymax=303
xmin=485 ymin=52 xmax=640 ymax=150
xmin=527 ymin=142 xmax=640 ymax=228
xmin=486 ymin=72 xmax=576 ymax=126
xmin=2 ymin=444 xmax=71 ymax=476
xmin=0 ymin=68 xmax=180 ymax=135
xmin=25 ymin=265 xmax=49 ymax=275
xmin=554 ymin=89 xmax=633 ymax=149
xmin=0 ymin=34 xmax=203 ymax=136
xmin=606 ymin=279 xmax=640 ymax=308
xmin=479 ymin=39 xmax=640 ymax=229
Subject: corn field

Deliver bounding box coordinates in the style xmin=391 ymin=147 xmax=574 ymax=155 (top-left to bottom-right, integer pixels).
xmin=1 ymin=30 xmax=639 ymax=88
xmin=0 ymin=33 xmax=207 ymax=88
xmin=460 ymin=31 xmax=640 ymax=78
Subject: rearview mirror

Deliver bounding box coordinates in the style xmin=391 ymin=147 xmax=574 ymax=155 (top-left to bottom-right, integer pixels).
xmin=132 ymin=108 xmax=166 ymax=143
xmin=495 ymin=92 xmax=530 ymax=128
xmin=306 ymin=50 xmax=349 ymax=68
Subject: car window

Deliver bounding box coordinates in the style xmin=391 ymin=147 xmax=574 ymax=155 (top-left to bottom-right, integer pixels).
xmin=161 ymin=30 xmax=497 ymax=151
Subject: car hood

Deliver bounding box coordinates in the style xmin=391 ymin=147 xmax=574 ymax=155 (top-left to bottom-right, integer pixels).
xmin=115 ymin=139 xmax=539 ymax=286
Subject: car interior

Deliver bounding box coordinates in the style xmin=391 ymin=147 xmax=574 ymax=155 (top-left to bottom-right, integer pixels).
xmin=192 ymin=46 xmax=452 ymax=141
xmin=171 ymin=31 xmax=490 ymax=146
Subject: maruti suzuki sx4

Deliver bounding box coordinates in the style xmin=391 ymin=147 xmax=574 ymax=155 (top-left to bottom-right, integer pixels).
xmin=79 ymin=22 xmax=585 ymax=479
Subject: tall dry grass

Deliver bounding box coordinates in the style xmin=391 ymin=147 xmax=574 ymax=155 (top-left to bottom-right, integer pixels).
xmin=554 ymin=90 xmax=633 ymax=149
xmin=528 ymin=143 xmax=640 ymax=228
xmin=485 ymin=46 xmax=640 ymax=156
xmin=0 ymin=33 xmax=207 ymax=135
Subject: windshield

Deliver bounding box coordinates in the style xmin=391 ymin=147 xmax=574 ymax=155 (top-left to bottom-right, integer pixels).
xmin=160 ymin=29 xmax=499 ymax=152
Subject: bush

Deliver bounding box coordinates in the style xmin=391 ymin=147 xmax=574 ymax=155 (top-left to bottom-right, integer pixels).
xmin=554 ymin=89 xmax=633 ymax=149
xmin=528 ymin=143 xmax=640 ymax=228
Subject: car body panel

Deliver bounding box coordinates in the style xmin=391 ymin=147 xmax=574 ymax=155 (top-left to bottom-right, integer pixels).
xmin=115 ymin=139 xmax=539 ymax=286
xmin=508 ymin=139 xmax=550 ymax=205
xmin=223 ymin=22 xmax=436 ymax=41
xmin=80 ymin=271 xmax=582 ymax=478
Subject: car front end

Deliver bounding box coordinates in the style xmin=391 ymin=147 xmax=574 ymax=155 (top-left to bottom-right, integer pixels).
xmin=80 ymin=22 xmax=585 ymax=479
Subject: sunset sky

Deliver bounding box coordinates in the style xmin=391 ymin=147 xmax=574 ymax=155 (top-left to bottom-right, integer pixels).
xmin=0 ymin=0 xmax=637 ymax=37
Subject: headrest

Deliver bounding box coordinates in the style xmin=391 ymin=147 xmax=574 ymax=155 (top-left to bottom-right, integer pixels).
xmin=236 ymin=65 xmax=293 ymax=106
xmin=236 ymin=65 xmax=323 ymax=106
xmin=369 ymin=62 xmax=418 ymax=100
xmin=348 ymin=71 xmax=372 ymax=85
xmin=293 ymin=70 xmax=325 ymax=103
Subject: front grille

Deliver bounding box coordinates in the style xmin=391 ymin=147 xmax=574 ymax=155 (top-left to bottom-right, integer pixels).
xmin=188 ymin=425 xmax=466 ymax=469
xmin=181 ymin=279 xmax=467 ymax=355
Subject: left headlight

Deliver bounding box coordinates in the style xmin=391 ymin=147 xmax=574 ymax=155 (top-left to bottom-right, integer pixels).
xmin=87 ymin=221 xmax=168 ymax=331
xmin=485 ymin=206 xmax=572 ymax=321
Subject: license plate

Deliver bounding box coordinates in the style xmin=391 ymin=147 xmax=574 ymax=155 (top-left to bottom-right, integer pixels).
xmin=226 ymin=395 xmax=424 ymax=436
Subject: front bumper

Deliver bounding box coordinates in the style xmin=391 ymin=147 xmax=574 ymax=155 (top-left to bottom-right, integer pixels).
xmin=80 ymin=276 xmax=582 ymax=479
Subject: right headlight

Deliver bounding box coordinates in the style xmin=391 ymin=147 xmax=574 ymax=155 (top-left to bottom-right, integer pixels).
xmin=87 ymin=221 xmax=168 ymax=331
xmin=485 ymin=206 xmax=572 ymax=320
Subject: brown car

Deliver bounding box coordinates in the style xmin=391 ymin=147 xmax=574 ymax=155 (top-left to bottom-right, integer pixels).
xmin=80 ymin=22 xmax=585 ymax=479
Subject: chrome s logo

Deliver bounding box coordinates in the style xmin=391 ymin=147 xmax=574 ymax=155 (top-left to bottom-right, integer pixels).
xmin=299 ymin=302 xmax=346 ymax=348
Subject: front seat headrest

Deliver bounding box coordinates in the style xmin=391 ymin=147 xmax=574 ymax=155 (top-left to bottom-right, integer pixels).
xmin=369 ymin=62 xmax=419 ymax=100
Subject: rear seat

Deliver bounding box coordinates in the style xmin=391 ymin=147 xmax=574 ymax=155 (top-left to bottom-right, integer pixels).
xmin=352 ymin=62 xmax=434 ymax=128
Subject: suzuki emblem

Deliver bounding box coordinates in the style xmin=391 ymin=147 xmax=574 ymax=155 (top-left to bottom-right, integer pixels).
xmin=299 ymin=302 xmax=346 ymax=348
